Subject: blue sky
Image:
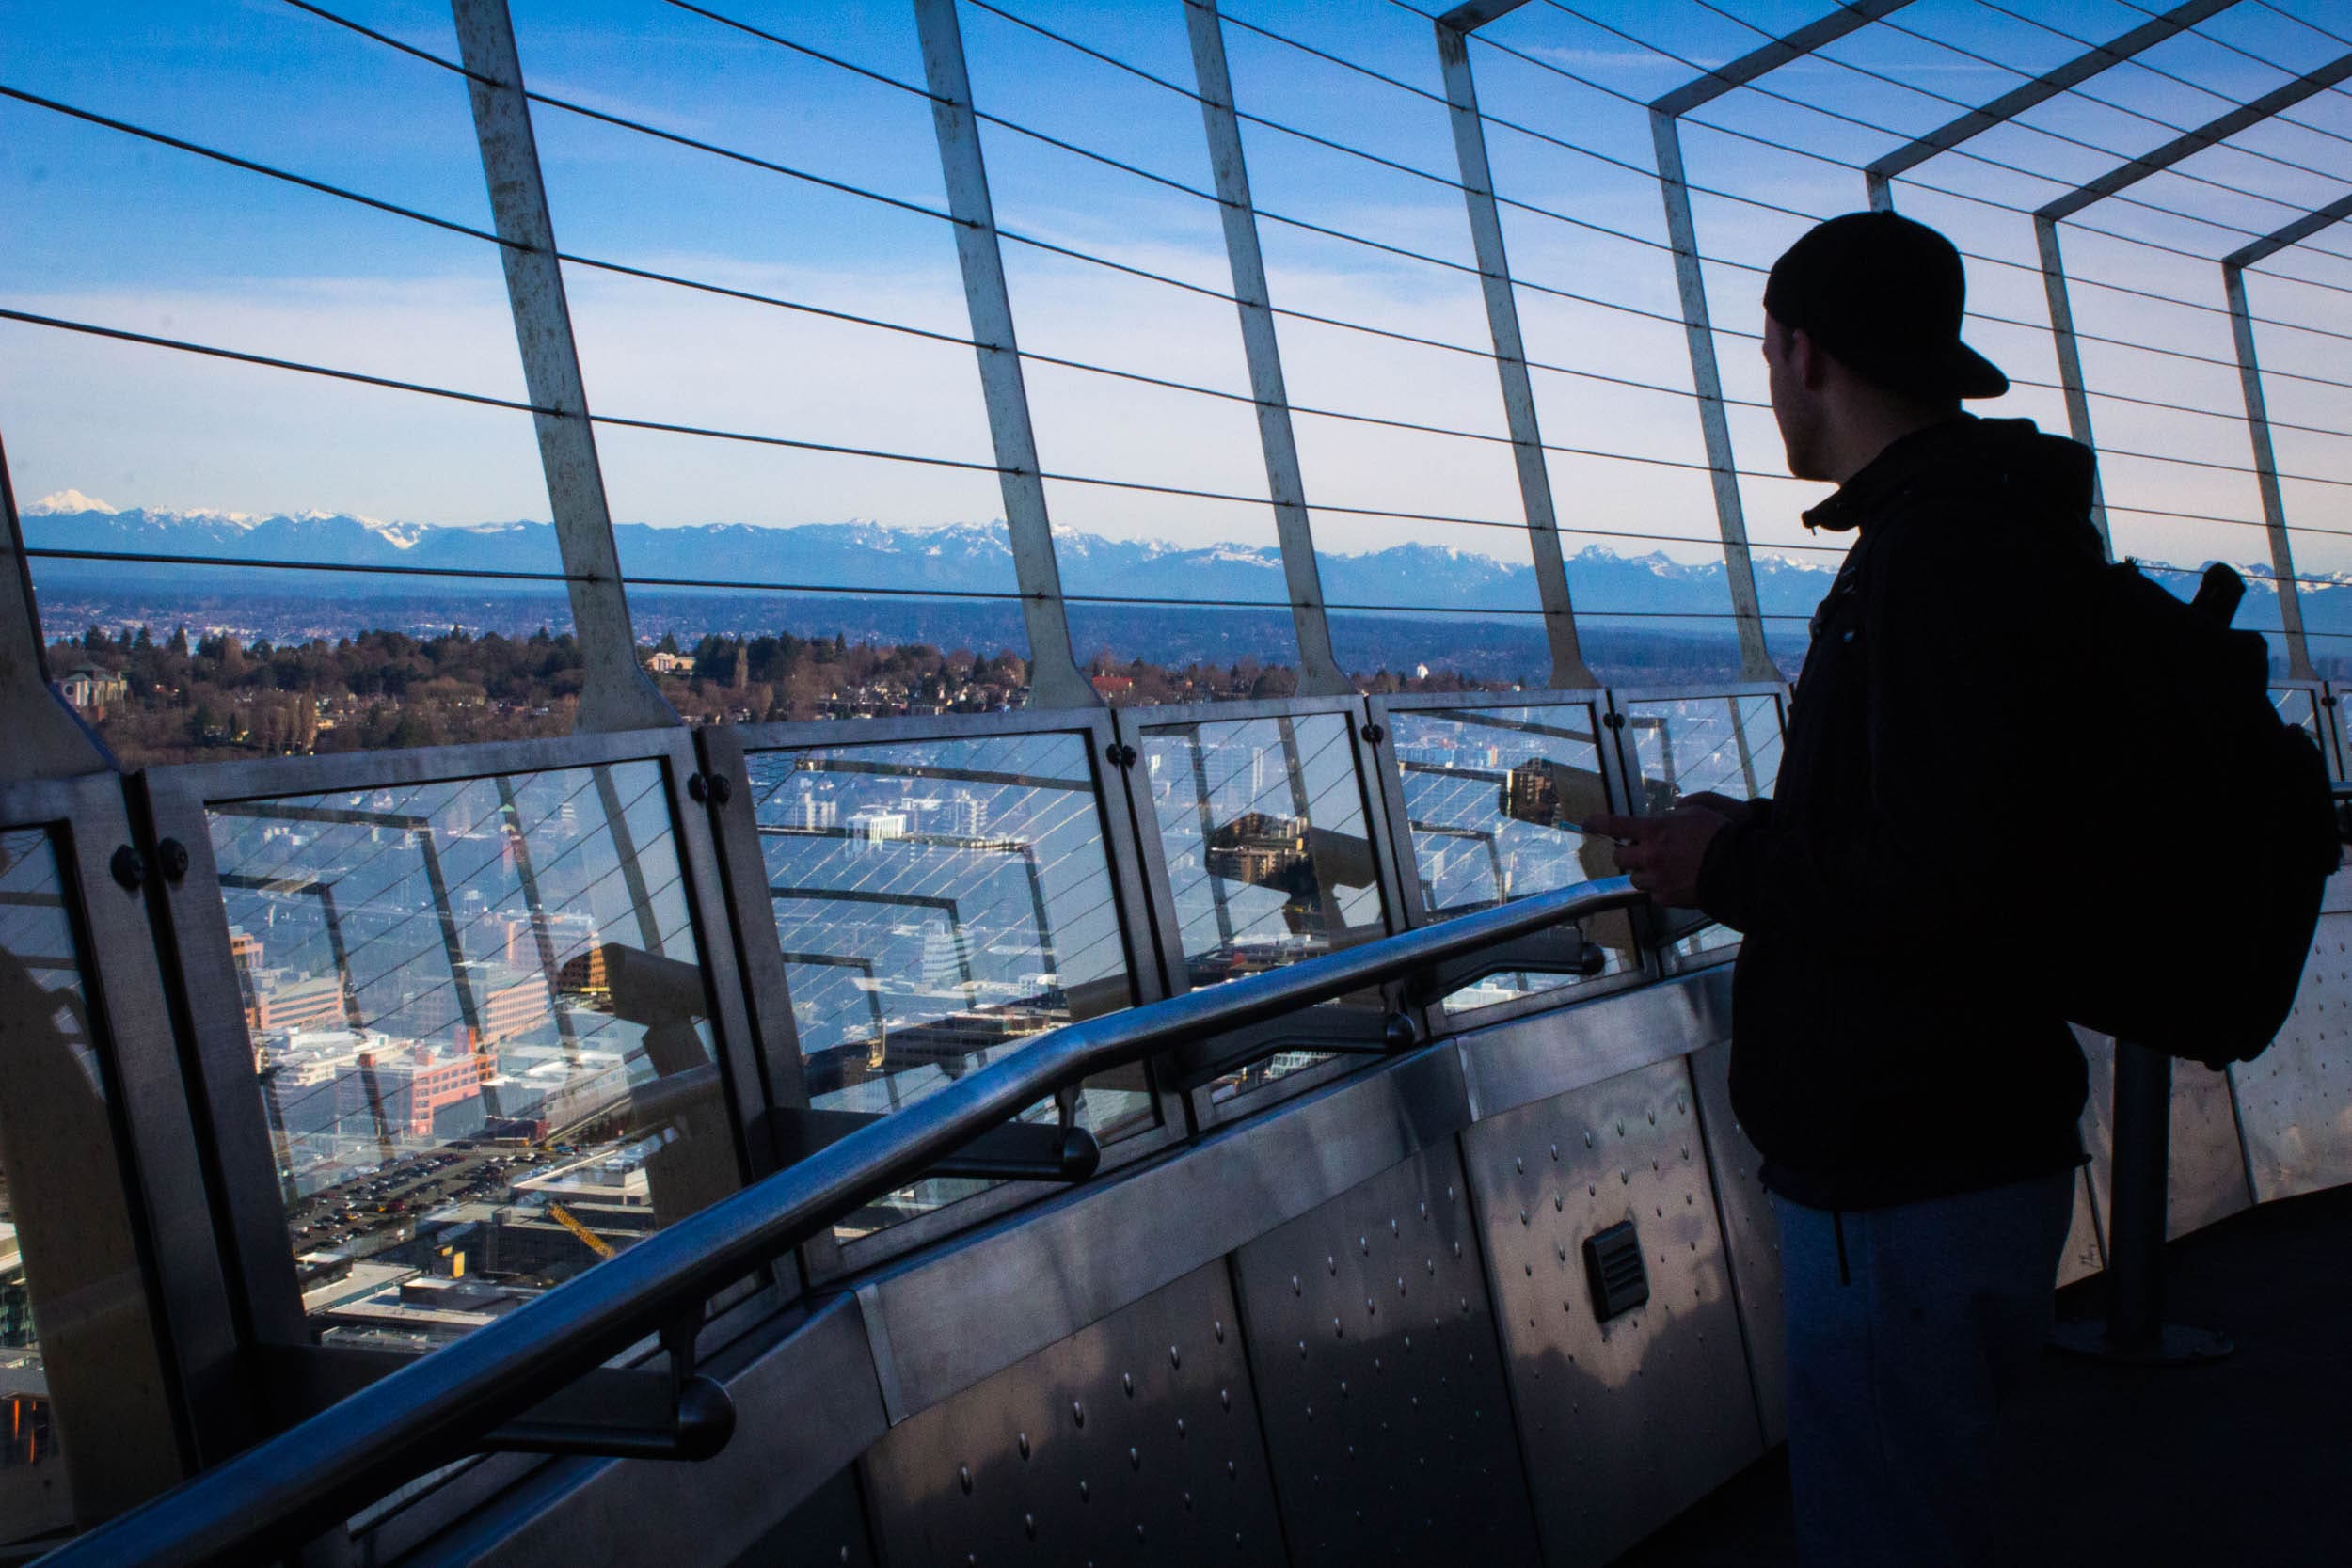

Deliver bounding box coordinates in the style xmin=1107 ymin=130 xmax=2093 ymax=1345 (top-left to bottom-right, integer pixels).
xmin=4 ymin=0 xmax=2350 ymax=623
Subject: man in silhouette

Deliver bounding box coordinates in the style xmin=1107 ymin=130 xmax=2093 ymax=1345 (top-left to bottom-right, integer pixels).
xmin=1589 ymin=211 xmax=2100 ymax=1568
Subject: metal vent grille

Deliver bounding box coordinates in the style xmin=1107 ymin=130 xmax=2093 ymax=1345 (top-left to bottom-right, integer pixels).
xmin=1584 ymin=1220 xmax=1649 ymax=1321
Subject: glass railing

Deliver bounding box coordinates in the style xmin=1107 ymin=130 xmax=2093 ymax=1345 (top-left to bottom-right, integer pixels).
xmin=1374 ymin=693 xmax=1641 ymax=1014
xmin=731 ymin=721 xmax=1155 ymax=1238
xmin=159 ymin=742 xmax=746 ymax=1357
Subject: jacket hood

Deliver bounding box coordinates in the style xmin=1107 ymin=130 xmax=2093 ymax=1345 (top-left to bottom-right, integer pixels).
xmin=1802 ymin=417 xmax=2099 ymax=552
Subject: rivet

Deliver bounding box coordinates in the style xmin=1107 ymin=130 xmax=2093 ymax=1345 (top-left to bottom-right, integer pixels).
xmin=1515 ymin=1156 xmax=1524 ymax=1173
xmin=1418 ymin=1199 xmax=1428 ymax=1218
xmin=1073 ymin=1400 xmax=1086 ymax=1429
xmin=1334 ymin=1316 xmax=1344 ymax=1338
xmin=1360 ymin=1235 xmax=1371 ymax=1254
xmin=1122 ymin=1372 xmax=1135 ymax=1397
xmin=1018 ymin=1432 xmax=1030 ymax=1460
xmin=1452 ymin=1241 xmax=1462 ymax=1258
xmin=1550 ymin=1142 xmax=1560 ymax=1160
xmin=1227 ymin=1459 xmax=1237 ymax=1478
xmin=1583 ymin=1132 xmax=1594 ymax=1148
xmin=959 ymin=1465 xmax=972 ymax=1495
xmin=1340 ymin=1380 xmax=1349 ymax=1397
xmin=1129 ymin=1446 xmax=1141 ymax=1471
xmin=1169 ymin=1343 xmax=1183 ymax=1369
xmin=1221 ymin=1386 xmax=1232 ymax=1410
xmin=1519 ymin=1208 xmax=1530 ymax=1226
xmin=1292 ymin=1275 xmax=1301 ymax=1295
xmin=1298 ymin=1338 xmax=1308 ymax=1358
xmin=1078 ymin=1479 xmax=1089 ymax=1502
xmin=1328 ymin=1254 xmax=1338 ymax=1275
xmin=1446 ymin=1184 xmax=1455 ymax=1201
xmin=1024 ymin=1513 xmax=1037 ymax=1541
xmin=1306 ymin=1404 xmax=1315 ymax=1421
xmin=1136 ymin=1525 xmax=1146 ymax=1543
xmin=1398 ymin=1275 xmax=1407 ymax=1294
xmin=1425 ymin=1257 xmax=1436 ymax=1275
xmin=1214 ymin=1319 xmax=1225 ymax=1342
xmin=1555 ymin=1193 xmax=1565 ymax=1212
xmin=1176 ymin=1418 xmax=1186 ymax=1438
xmin=1391 ymin=1217 xmax=1400 ymax=1235
xmin=1183 ymin=1491 xmax=1193 ymax=1512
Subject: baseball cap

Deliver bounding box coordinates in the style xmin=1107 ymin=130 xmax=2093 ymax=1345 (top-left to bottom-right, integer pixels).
xmin=1762 ymin=211 xmax=2008 ymax=402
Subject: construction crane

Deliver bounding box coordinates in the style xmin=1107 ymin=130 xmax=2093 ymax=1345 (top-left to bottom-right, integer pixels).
xmin=546 ymin=1201 xmax=614 ymax=1259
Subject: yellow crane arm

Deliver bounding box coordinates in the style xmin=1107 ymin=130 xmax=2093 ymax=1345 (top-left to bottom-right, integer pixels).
xmin=546 ymin=1201 xmax=615 ymax=1259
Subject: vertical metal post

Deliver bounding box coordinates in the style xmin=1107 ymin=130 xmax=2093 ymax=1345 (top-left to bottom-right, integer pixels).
xmin=1434 ymin=20 xmax=1597 ymax=690
xmin=912 ymin=0 xmax=1101 ymax=711
xmin=451 ymin=0 xmax=678 ymax=734
xmin=2217 ymin=193 xmax=2352 ymax=681
xmin=1640 ymin=2 xmax=1910 ymax=685
xmin=2032 ymin=217 xmax=2113 ymax=550
xmin=2028 ymin=55 xmax=2352 ymax=564
xmin=1183 ymin=0 xmax=1349 ymax=697
xmin=2223 ymin=264 xmax=2315 ymax=679
xmin=0 ymin=432 xmax=116 ymax=781
xmin=2105 ymin=1041 xmax=2173 ymax=1355
xmin=1651 ymin=114 xmax=1776 ymax=683
xmin=2052 ymin=1041 xmax=2231 ymax=1364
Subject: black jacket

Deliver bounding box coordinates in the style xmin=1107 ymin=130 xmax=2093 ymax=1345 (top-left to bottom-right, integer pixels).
xmin=1694 ymin=417 xmax=2097 ymax=1210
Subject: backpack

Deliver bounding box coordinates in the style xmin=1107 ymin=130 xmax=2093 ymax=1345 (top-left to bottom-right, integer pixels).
xmin=2057 ymin=560 xmax=2341 ymax=1068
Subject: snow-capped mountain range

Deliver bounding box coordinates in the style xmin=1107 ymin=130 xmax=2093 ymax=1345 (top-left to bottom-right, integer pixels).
xmin=20 ymin=493 xmax=2330 ymax=638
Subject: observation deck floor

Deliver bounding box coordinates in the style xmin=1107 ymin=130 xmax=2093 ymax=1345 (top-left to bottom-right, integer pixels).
xmin=1616 ymin=1184 xmax=2352 ymax=1568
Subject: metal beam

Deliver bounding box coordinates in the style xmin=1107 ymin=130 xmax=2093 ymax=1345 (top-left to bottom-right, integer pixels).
xmin=2031 ymin=54 xmax=2352 ymax=556
xmin=1865 ymin=0 xmax=2237 ymax=212
xmin=2032 ymin=216 xmax=2112 ymax=548
xmin=1650 ymin=0 xmax=1913 ymax=119
xmin=2226 ymin=190 xmax=2352 ymax=271
xmin=1184 ymin=0 xmax=1351 ymax=697
xmin=0 ymin=430 xmax=115 ymax=781
xmin=1647 ymin=5 xmax=1913 ymax=681
xmin=1438 ymin=0 xmax=1533 ymax=29
xmin=2037 ymin=54 xmax=2352 ymax=226
xmin=2222 ymin=197 xmax=2352 ymax=679
xmin=912 ymin=0 xmax=1100 ymax=711
xmin=1434 ymin=20 xmax=1597 ymax=690
xmin=451 ymin=0 xmax=678 ymax=734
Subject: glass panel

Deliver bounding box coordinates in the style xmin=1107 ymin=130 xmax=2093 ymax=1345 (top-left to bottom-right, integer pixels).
xmin=2271 ymin=689 xmax=2320 ymax=748
xmin=0 ymin=828 xmax=154 ymax=1541
xmin=207 ymin=761 xmax=730 ymax=1354
xmin=743 ymin=732 xmax=1148 ymax=1238
xmin=1389 ymin=705 xmax=1636 ymax=1013
xmin=1138 ymin=712 xmax=1387 ymax=1101
xmin=1620 ymin=693 xmax=1783 ymax=960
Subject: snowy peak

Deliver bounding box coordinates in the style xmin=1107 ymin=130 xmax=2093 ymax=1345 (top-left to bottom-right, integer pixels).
xmin=28 ymin=489 xmax=117 ymax=515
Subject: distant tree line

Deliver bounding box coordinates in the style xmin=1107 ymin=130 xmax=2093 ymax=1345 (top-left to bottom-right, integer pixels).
xmin=51 ymin=621 xmax=1526 ymax=768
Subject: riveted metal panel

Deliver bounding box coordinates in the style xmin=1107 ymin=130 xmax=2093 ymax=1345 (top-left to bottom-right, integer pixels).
xmin=1686 ymin=1042 xmax=1785 ymax=1447
xmin=1229 ymin=1146 xmax=1540 ymax=1567
xmin=727 ymin=1465 xmax=877 ymax=1568
xmin=859 ymin=1261 xmax=1284 ymax=1567
xmin=2081 ymin=1034 xmax=2255 ymax=1238
xmin=2233 ymin=908 xmax=2352 ymax=1202
xmin=1462 ymin=1055 xmax=1760 ymax=1568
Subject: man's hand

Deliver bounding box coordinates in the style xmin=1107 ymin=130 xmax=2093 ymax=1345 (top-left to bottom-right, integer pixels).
xmin=1582 ymin=805 xmax=1732 ymax=910
xmin=1675 ymin=790 xmax=1756 ymax=829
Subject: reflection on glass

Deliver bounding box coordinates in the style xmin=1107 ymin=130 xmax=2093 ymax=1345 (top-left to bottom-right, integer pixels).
xmin=2272 ymin=689 xmax=2321 ymax=751
xmin=0 ymin=829 xmax=155 ymax=1538
xmin=745 ymin=733 xmax=1147 ymax=1236
xmin=207 ymin=763 xmax=729 ymax=1354
xmin=1140 ymin=713 xmax=1386 ymax=1101
xmin=1621 ymin=694 xmax=1783 ymax=959
xmin=1390 ymin=705 xmax=1634 ymax=1011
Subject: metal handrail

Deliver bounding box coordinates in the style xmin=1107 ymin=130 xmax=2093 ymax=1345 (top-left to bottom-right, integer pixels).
xmin=41 ymin=876 xmax=1643 ymax=1568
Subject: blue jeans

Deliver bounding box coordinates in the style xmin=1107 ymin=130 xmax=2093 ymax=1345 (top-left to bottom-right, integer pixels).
xmin=1772 ymin=1172 xmax=2076 ymax=1568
